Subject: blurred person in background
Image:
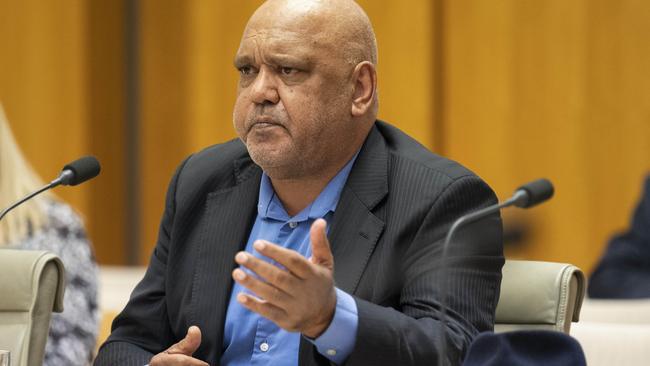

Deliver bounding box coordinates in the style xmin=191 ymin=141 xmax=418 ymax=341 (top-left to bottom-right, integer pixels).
xmin=589 ymin=175 xmax=650 ymax=298
xmin=0 ymin=105 xmax=99 ymax=365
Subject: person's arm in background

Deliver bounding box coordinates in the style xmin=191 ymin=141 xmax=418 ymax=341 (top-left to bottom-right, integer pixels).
xmin=589 ymin=175 xmax=650 ymax=298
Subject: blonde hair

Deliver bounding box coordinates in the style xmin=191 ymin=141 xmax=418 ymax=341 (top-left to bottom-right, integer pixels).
xmin=0 ymin=104 xmax=53 ymax=245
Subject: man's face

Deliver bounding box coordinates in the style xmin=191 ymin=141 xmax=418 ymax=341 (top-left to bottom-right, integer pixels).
xmin=232 ymin=16 xmax=355 ymax=180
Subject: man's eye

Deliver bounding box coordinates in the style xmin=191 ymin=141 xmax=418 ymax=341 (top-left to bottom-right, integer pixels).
xmin=239 ymin=66 xmax=254 ymax=76
xmin=280 ymin=67 xmax=296 ymax=75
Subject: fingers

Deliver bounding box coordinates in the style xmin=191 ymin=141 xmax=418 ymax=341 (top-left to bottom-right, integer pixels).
xmin=236 ymin=292 xmax=290 ymax=328
xmin=232 ymin=267 xmax=293 ymax=305
xmin=234 ymin=252 xmax=300 ymax=292
xmin=232 ymin=222 xmax=337 ymax=336
xmin=166 ymin=326 xmax=202 ymax=355
xmin=309 ymin=219 xmax=333 ymax=268
xmin=250 ymin=240 xmax=312 ymax=278
xmin=150 ymin=326 xmax=207 ymax=366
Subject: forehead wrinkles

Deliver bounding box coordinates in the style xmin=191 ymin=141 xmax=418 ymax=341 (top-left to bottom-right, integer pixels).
xmin=242 ymin=28 xmax=303 ymax=49
xmin=239 ymin=27 xmax=336 ymax=64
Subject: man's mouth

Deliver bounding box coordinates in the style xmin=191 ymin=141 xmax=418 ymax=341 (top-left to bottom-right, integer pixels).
xmin=253 ymin=122 xmax=278 ymax=128
xmin=249 ymin=116 xmax=283 ymax=132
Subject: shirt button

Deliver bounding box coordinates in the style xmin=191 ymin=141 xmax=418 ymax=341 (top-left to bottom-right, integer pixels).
xmin=326 ymin=349 xmax=337 ymax=356
xmin=260 ymin=342 xmax=270 ymax=352
xmin=288 ymin=222 xmax=298 ymax=229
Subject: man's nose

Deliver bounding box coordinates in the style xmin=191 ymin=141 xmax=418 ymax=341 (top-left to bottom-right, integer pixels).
xmin=250 ymin=67 xmax=280 ymax=105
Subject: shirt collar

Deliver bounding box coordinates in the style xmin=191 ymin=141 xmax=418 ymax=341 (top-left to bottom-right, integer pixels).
xmin=257 ymin=151 xmax=359 ymax=222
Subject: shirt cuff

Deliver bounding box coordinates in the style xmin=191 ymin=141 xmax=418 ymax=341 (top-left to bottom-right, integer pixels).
xmin=306 ymin=287 xmax=359 ymax=364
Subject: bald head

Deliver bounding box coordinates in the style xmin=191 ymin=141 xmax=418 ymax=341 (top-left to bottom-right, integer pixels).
xmin=233 ymin=0 xmax=379 ymax=181
xmin=246 ymin=0 xmax=378 ymax=66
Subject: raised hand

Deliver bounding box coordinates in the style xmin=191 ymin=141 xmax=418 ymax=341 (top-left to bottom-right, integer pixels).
xmin=232 ymin=218 xmax=337 ymax=338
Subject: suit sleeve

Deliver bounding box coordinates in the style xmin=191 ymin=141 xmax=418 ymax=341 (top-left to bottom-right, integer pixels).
xmin=346 ymin=175 xmax=504 ymax=366
xmin=94 ymin=158 xmax=191 ymax=366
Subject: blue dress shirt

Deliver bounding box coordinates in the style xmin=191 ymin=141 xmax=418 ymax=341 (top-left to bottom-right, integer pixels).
xmin=221 ymin=155 xmax=359 ymax=365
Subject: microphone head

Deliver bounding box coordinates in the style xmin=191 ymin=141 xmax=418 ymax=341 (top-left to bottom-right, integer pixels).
xmin=513 ymin=178 xmax=554 ymax=208
xmin=61 ymin=156 xmax=101 ymax=186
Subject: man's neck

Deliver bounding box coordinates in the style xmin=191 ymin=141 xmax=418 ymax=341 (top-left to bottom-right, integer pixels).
xmin=268 ymin=150 xmax=357 ymax=217
xmin=265 ymin=124 xmax=372 ymax=216
xmin=270 ymin=177 xmax=330 ymax=217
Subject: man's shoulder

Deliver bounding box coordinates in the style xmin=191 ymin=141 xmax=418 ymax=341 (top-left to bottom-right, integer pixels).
xmin=376 ymin=121 xmax=477 ymax=184
xmin=172 ymin=138 xmax=256 ymax=199
xmin=187 ymin=137 xmax=248 ymax=167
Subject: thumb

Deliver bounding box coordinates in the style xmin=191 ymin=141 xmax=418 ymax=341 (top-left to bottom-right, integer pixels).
xmin=310 ymin=219 xmax=333 ymax=269
xmin=167 ymin=326 xmax=202 ymax=355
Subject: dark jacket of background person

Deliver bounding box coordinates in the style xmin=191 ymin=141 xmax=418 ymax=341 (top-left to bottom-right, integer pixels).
xmin=589 ymin=175 xmax=650 ymax=298
xmin=95 ymin=121 xmax=505 ymax=366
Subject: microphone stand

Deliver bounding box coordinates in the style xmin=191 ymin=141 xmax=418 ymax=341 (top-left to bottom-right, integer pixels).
xmin=436 ymin=178 xmax=553 ymax=365
xmin=0 ymin=171 xmax=73 ymax=222
xmin=436 ymin=192 xmax=525 ymax=365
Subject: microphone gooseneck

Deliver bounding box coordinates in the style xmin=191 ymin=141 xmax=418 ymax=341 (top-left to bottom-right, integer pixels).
xmin=437 ymin=178 xmax=554 ymax=365
xmin=0 ymin=156 xmax=101 ymax=222
xmin=0 ymin=183 xmax=56 ymax=222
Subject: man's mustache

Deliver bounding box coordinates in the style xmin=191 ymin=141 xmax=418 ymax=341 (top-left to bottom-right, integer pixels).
xmin=246 ymin=108 xmax=288 ymax=131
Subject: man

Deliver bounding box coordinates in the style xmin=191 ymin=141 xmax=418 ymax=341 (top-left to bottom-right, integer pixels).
xmin=95 ymin=0 xmax=503 ymax=365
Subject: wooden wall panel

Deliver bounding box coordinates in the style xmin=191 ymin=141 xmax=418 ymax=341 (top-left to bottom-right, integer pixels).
xmin=358 ymin=0 xmax=438 ymax=149
xmin=444 ymin=0 xmax=650 ymax=272
xmin=138 ymin=0 xmax=192 ymax=263
xmin=0 ymin=0 xmax=89 ymax=214
xmin=86 ymin=1 xmax=127 ymax=264
xmin=5 ymin=0 xmax=646 ymax=272
xmin=0 ymin=0 xmax=127 ymax=264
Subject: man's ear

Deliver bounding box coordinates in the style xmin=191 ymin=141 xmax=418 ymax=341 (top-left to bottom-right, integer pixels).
xmin=351 ymin=61 xmax=377 ymax=117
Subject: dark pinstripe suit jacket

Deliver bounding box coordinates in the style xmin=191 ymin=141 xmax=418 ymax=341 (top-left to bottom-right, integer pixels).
xmin=95 ymin=121 xmax=504 ymax=366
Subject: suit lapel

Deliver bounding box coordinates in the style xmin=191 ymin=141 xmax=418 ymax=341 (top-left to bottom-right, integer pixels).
xmin=330 ymin=125 xmax=388 ymax=293
xmin=191 ymin=160 xmax=261 ymax=363
xmin=329 ymin=188 xmax=385 ymax=293
xmin=299 ymin=125 xmax=388 ymax=365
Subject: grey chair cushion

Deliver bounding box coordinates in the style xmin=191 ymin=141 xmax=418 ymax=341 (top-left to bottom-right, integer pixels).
xmin=0 ymin=249 xmax=65 ymax=366
xmin=495 ymin=260 xmax=586 ymax=333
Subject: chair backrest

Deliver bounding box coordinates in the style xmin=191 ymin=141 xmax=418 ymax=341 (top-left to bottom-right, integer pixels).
xmin=495 ymin=260 xmax=586 ymax=334
xmin=0 ymin=249 xmax=65 ymax=366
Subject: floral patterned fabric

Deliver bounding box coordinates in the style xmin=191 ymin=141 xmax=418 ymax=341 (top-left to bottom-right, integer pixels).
xmin=10 ymin=200 xmax=99 ymax=365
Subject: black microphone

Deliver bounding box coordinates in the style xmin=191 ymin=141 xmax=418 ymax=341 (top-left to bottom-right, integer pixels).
xmin=437 ymin=178 xmax=554 ymax=365
xmin=511 ymin=179 xmax=554 ymax=209
xmin=56 ymin=156 xmax=102 ymax=186
xmin=0 ymin=156 xmax=101 ymax=222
